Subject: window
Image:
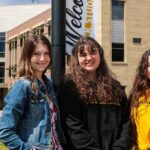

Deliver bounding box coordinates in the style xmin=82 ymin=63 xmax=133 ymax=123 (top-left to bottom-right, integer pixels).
xmin=48 ymin=26 xmax=51 ymax=37
xmin=0 ymin=62 xmax=5 ymax=83
xmin=133 ymin=38 xmax=142 ymax=44
xmin=112 ymin=43 xmax=124 ymax=61
xmin=20 ymin=37 xmax=23 ymax=47
xmin=112 ymin=1 xmax=124 ymax=62
xmin=15 ymin=38 xmax=17 ymax=49
xmin=112 ymin=1 xmax=124 ymax=20
xmin=0 ymin=32 xmax=5 ymax=57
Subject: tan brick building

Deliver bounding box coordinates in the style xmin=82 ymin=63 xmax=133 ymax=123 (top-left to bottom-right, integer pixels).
xmin=96 ymin=0 xmax=150 ymax=94
xmin=0 ymin=0 xmax=150 ymax=108
xmin=0 ymin=4 xmax=51 ymax=108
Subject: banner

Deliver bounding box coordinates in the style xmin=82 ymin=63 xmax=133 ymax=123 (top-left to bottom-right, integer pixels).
xmin=66 ymin=0 xmax=99 ymax=54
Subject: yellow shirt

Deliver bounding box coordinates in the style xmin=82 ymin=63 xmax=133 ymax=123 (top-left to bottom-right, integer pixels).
xmin=132 ymin=95 xmax=150 ymax=150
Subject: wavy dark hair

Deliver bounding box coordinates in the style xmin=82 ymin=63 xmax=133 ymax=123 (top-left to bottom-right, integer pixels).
xmin=67 ymin=36 xmax=125 ymax=104
xmin=129 ymin=49 xmax=150 ymax=106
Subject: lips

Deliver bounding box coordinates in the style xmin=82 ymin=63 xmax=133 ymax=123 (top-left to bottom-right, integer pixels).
xmin=86 ymin=61 xmax=95 ymax=67
xmin=37 ymin=62 xmax=47 ymax=65
xmin=38 ymin=63 xmax=46 ymax=65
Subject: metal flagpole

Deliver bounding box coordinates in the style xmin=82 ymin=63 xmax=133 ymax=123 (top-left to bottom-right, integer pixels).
xmin=51 ymin=0 xmax=66 ymax=93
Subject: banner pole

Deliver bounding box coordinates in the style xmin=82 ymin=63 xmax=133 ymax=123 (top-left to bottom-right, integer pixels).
xmin=51 ymin=0 xmax=66 ymax=93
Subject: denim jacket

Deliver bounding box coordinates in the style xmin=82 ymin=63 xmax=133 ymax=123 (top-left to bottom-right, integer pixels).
xmin=0 ymin=75 xmax=65 ymax=150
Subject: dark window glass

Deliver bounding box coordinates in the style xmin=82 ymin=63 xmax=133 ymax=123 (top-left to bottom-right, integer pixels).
xmin=0 ymin=32 xmax=5 ymax=57
xmin=112 ymin=43 xmax=124 ymax=61
xmin=0 ymin=32 xmax=5 ymax=36
xmin=0 ymin=79 xmax=4 ymax=83
xmin=48 ymin=26 xmax=51 ymax=36
xmin=0 ymin=42 xmax=5 ymax=51
xmin=20 ymin=38 xmax=23 ymax=47
xmin=0 ymin=62 xmax=5 ymax=83
xmin=41 ymin=28 xmax=44 ymax=34
xmin=15 ymin=39 xmax=17 ymax=49
xmin=0 ymin=89 xmax=4 ymax=109
xmin=133 ymin=38 xmax=142 ymax=44
xmin=112 ymin=1 xmax=124 ymax=20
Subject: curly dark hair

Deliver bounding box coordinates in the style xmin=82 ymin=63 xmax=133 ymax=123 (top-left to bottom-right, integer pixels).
xmin=66 ymin=36 xmax=125 ymax=104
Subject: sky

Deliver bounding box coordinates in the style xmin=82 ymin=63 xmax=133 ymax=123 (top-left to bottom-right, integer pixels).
xmin=0 ymin=0 xmax=51 ymax=5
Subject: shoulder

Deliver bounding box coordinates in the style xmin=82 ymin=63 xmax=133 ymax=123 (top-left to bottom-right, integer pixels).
xmin=60 ymin=77 xmax=78 ymax=98
xmin=111 ymin=78 xmax=121 ymax=86
xmin=111 ymin=78 xmax=125 ymax=90
xmin=61 ymin=77 xmax=76 ymax=90
xmin=10 ymin=78 xmax=31 ymax=92
xmin=15 ymin=78 xmax=31 ymax=85
xmin=5 ymin=78 xmax=31 ymax=105
xmin=111 ymin=78 xmax=127 ymax=101
xmin=13 ymin=78 xmax=31 ymax=87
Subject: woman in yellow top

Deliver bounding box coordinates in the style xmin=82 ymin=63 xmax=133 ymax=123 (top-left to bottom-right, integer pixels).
xmin=130 ymin=49 xmax=150 ymax=150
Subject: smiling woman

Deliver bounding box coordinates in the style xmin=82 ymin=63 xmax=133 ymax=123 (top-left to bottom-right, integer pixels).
xmin=59 ymin=36 xmax=133 ymax=150
xmin=0 ymin=35 xmax=65 ymax=150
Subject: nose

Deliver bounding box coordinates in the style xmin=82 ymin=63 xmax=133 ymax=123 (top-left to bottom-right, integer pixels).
xmin=39 ymin=54 xmax=45 ymax=60
xmin=86 ymin=54 xmax=92 ymax=60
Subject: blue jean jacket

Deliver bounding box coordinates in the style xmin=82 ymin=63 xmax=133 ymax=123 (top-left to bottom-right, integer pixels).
xmin=0 ymin=75 xmax=65 ymax=150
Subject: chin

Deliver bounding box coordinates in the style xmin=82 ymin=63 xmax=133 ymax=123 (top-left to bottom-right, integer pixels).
xmin=86 ymin=68 xmax=96 ymax=71
xmin=86 ymin=70 xmax=96 ymax=73
xmin=36 ymin=69 xmax=46 ymax=72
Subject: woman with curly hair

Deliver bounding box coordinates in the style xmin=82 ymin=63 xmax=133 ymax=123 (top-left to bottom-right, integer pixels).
xmin=60 ymin=36 xmax=132 ymax=150
xmin=130 ymin=49 xmax=150 ymax=149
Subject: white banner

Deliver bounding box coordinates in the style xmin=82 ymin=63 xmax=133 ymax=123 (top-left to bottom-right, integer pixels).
xmin=66 ymin=0 xmax=99 ymax=55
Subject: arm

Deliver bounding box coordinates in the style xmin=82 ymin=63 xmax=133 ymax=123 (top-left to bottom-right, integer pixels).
xmin=0 ymin=80 xmax=31 ymax=150
xmin=60 ymin=80 xmax=100 ymax=150
xmin=112 ymin=92 xmax=133 ymax=150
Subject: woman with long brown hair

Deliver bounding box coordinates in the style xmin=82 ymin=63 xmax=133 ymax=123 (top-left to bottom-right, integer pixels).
xmin=130 ymin=49 xmax=150 ymax=149
xmin=0 ymin=34 xmax=65 ymax=150
xmin=60 ymin=36 xmax=132 ymax=150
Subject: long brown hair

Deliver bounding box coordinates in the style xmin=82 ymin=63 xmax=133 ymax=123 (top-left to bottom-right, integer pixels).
xmin=67 ymin=36 xmax=125 ymax=104
xmin=129 ymin=50 xmax=150 ymax=148
xmin=129 ymin=49 xmax=150 ymax=106
xmin=18 ymin=34 xmax=52 ymax=79
xmin=18 ymin=34 xmax=52 ymax=101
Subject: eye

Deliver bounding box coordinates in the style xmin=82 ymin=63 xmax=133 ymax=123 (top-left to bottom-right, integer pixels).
xmin=79 ymin=53 xmax=87 ymax=57
xmin=44 ymin=52 xmax=50 ymax=55
xmin=90 ymin=48 xmax=98 ymax=55
xmin=90 ymin=51 xmax=97 ymax=55
xmin=33 ymin=52 xmax=40 ymax=56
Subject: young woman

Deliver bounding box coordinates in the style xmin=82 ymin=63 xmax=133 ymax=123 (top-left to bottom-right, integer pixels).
xmin=0 ymin=34 xmax=65 ymax=150
xmin=60 ymin=36 xmax=133 ymax=150
xmin=130 ymin=49 xmax=150 ymax=149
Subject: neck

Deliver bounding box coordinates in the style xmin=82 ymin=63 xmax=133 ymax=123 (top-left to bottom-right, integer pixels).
xmin=88 ymin=72 xmax=97 ymax=81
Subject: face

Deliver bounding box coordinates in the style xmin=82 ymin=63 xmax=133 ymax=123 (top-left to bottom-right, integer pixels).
xmin=78 ymin=44 xmax=100 ymax=77
xmin=147 ymin=55 xmax=150 ymax=79
xmin=31 ymin=43 xmax=50 ymax=78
